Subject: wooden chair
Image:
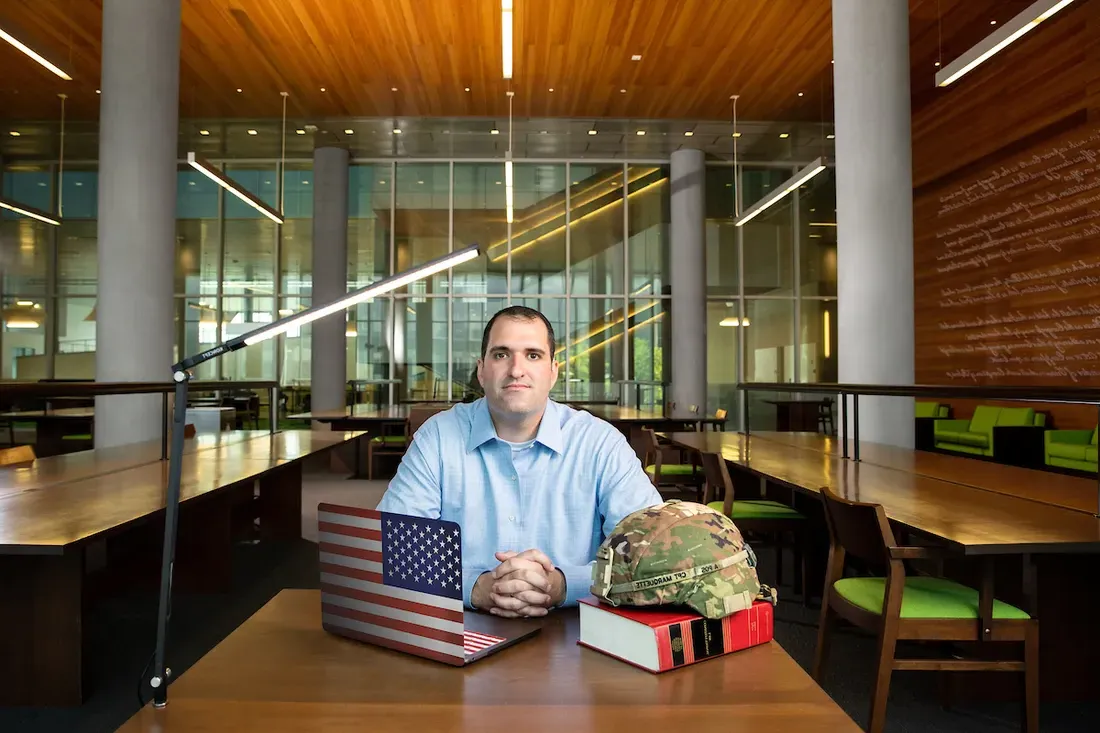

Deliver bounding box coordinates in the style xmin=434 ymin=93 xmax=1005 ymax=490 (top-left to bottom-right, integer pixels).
xmin=812 ymin=485 xmax=1038 ymax=733
xmin=698 ymin=450 xmax=809 ymax=603
xmin=366 ymin=406 xmax=446 ymax=479
xmin=0 ymin=445 xmax=36 ymax=467
xmin=818 ymin=398 xmax=835 ymax=435
xmin=631 ymin=427 xmax=703 ymax=500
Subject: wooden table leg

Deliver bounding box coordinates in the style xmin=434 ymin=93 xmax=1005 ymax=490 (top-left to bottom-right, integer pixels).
xmin=259 ymin=462 xmax=303 ymax=541
xmin=0 ymin=550 xmax=84 ymax=706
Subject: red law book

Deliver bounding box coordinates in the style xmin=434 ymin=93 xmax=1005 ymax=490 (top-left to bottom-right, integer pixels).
xmin=577 ymin=596 xmax=774 ymax=673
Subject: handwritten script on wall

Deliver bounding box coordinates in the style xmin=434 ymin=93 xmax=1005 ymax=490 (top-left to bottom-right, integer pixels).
xmin=916 ymin=126 xmax=1100 ymax=384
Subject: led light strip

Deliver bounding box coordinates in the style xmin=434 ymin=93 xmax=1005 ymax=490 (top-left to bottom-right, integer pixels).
xmin=936 ymin=0 xmax=1077 ymax=87
xmin=0 ymin=26 xmax=72 ymax=80
xmin=186 ymin=152 xmax=284 ymax=224
xmin=734 ymin=157 xmax=826 ymax=227
xmin=502 ymin=0 xmax=513 ymax=79
xmin=0 ymin=197 xmax=60 ymax=225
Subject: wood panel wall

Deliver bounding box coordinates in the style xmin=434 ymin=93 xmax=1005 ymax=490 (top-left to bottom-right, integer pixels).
xmin=913 ymin=0 xmax=1100 ymax=429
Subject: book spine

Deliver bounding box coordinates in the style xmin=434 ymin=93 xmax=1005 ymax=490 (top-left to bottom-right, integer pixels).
xmin=654 ymin=603 xmax=774 ymax=671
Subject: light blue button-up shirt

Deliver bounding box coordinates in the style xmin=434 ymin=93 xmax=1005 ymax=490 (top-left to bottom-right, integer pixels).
xmin=375 ymin=398 xmax=662 ymax=608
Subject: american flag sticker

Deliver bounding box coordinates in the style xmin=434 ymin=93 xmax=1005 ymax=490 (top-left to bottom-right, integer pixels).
xmin=318 ymin=504 xmax=472 ymax=665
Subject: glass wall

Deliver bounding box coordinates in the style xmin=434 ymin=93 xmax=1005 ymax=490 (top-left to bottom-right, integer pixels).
xmin=1 ymin=155 xmax=837 ymax=419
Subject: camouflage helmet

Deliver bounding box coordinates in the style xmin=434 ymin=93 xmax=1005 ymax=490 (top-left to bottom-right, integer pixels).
xmin=590 ymin=500 xmax=776 ymax=619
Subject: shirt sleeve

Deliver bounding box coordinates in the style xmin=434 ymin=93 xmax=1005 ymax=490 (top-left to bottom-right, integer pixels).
xmin=375 ymin=420 xmax=443 ymax=519
xmin=554 ymin=428 xmax=663 ymax=607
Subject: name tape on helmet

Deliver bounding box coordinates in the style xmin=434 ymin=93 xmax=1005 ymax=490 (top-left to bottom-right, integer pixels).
xmin=608 ymin=549 xmax=749 ymax=594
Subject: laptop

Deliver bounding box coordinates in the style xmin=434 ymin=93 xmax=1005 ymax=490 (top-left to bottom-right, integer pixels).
xmin=317 ymin=502 xmax=542 ymax=666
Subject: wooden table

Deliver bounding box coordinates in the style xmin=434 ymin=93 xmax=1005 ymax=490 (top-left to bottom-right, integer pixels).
xmin=659 ymin=430 xmax=1100 ymax=700
xmin=763 ymin=399 xmax=830 ymax=432
xmin=0 ymin=429 xmax=365 ymax=707
xmin=0 ymin=407 xmax=95 ymax=457
xmin=118 ymin=589 xmax=861 ymax=733
xmin=0 ymin=429 xmax=273 ymax=499
xmin=747 ymin=430 xmax=1100 ymax=515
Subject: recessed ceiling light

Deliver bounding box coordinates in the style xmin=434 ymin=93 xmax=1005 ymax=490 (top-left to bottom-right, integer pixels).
xmin=9 ymin=131 xmax=20 ymax=137
xmin=827 ymin=134 xmax=835 ymax=139
xmin=199 ymin=129 xmax=210 ymax=136
xmin=934 ymin=61 xmax=941 ymax=67
xmin=831 ymin=59 xmax=835 ymax=64
xmin=320 ymin=87 xmax=326 ymax=92
xmin=247 ymin=129 xmax=258 ymax=135
xmin=540 ymin=130 xmax=547 ymax=134
xmin=798 ymin=92 xmax=804 ymax=97
xmin=236 ymin=88 xmax=242 ymax=93
xmin=464 ymin=87 xmax=470 ymax=92
xmin=636 ymin=130 xmax=646 ymax=136
xmin=631 ymin=54 xmax=642 ymax=61
xmin=393 ymin=128 xmax=402 ymax=134
xmin=990 ymin=19 xmax=997 ymax=25
xmin=344 ymin=129 xmax=354 ymax=134
xmin=732 ymin=132 xmax=742 ymax=138
xmin=588 ymin=129 xmax=597 ymax=135
xmin=779 ymin=132 xmax=790 ymax=139
xmin=296 ymin=129 xmax=305 ymax=135
xmin=495 ymin=180 xmax=502 ymax=185
xmin=391 ymin=87 xmax=398 ymax=92
xmin=684 ymin=131 xmax=694 ymax=137
xmin=620 ymin=89 xmax=626 ymax=93
xmin=490 ymin=128 xmax=500 ymax=135
xmin=95 ymin=89 xmax=101 ymax=94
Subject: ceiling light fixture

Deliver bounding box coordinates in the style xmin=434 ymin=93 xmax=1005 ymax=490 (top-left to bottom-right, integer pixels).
xmin=798 ymin=92 xmax=804 ymax=97
xmin=826 ymin=133 xmax=835 ymax=139
xmin=732 ymin=132 xmax=742 ymax=138
xmin=199 ymin=129 xmax=210 ymax=136
xmin=684 ymin=131 xmax=694 ymax=137
xmin=620 ymin=89 xmax=626 ymax=93
xmin=247 ymin=129 xmax=257 ymax=135
xmin=506 ymin=90 xmax=514 ymax=223
xmin=502 ymin=0 xmax=514 ymax=79
xmin=344 ymin=129 xmax=354 ymax=134
xmin=9 ymin=131 xmax=20 ymax=137
xmin=0 ymin=26 xmax=73 ymax=80
xmin=186 ymin=152 xmax=284 ymax=224
xmin=465 ymin=87 xmax=471 ymax=92
xmin=0 ymin=197 xmax=60 ymax=225
xmin=631 ymin=54 xmax=642 ymax=61
xmin=936 ymin=0 xmax=1077 ymax=87
xmin=588 ymin=129 xmax=598 ymax=135
xmin=779 ymin=132 xmax=790 ymax=139
xmin=236 ymin=88 xmax=242 ymax=93
xmin=296 ymin=129 xmax=306 ymax=135
xmin=548 ymin=88 xmax=554 ymax=92
xmin=393 ymin=128 xmax=402 ymax=134
xmin=490 ymin=128 xmax=500 ymax=135
xmin=391 ymin=87 xmax=398 ymax=92
xmin=95 ymin=89 xmax=101 ymax=94
xmin=735 ymin=157 xmax=827 ymax=227
xmin=636 ymin=130 xmax=646 ymax=136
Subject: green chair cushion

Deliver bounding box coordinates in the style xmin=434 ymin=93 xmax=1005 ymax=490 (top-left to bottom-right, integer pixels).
xmin=646 ymin=463 xmax=696 ymax=477
xmin=1093 ymin=428 xmax=1098 ymax=446
xmin=707 ymin=500 xmax=805 ymax=520
xmin=1086 ymin=447 xmax=1098 ymax=464
xmin=969 ymin=406 xmax=1000 ymax=434
xmin=62 ymin=434 xmax=93 ymax=441
xmin=996 ymin=407 xmax=1035 ymax=427
xmin=833 ymin=576 xmax=1030 ymax=620
xmin=935 ymin=430 xmax=988 ymax=448
xmin=370 ymin=435 xmax=407 ymax=444
xmin=1048 ymin=442 xmax=1089 ymax=461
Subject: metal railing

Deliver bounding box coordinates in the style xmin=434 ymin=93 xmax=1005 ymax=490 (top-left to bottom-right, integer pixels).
xmin=1 ymin=380 xmax=279 ymax=460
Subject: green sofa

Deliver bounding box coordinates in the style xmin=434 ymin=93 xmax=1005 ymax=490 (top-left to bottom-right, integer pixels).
xmin=933 ymin=406 xmax=1046 ymax=464
xmin=914 ymin=402 xmax=950 ymax=451
xmin=915 ymin=401 xmax=949 ymax=419
xmin=1044 ymin=427 xmax=1098 ymax=474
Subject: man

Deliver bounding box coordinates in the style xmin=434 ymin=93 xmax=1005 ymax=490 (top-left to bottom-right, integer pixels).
xmin=376 ymin=306 xmax=661 ymax=618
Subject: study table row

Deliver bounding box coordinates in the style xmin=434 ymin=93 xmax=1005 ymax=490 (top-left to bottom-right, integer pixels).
xmin=0 ymin=428 xmax=367 ymax=707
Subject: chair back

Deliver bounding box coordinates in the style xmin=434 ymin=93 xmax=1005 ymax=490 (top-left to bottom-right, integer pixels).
xmin=698 ymin=451 xmax=734 ymax=509
xmin=819 ymin=485 xmax=895 ymax=568
xmin=408 ymin=405 xmax=447 ymax=438
xmin=0 ymin=445 xmax=36 ymax=467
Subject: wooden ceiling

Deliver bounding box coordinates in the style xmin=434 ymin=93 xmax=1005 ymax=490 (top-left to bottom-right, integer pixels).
xmin=0 ymin=0 xmax=1045 ymax=124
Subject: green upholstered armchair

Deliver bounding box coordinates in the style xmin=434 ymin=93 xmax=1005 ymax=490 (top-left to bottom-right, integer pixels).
xmin=914 ymin=402 xmax=950 ymax=451
xmin=933 ymin=406 xmax=1046 ymax=467
xmin=1044 ymin=427 xmax=1098 ymax=474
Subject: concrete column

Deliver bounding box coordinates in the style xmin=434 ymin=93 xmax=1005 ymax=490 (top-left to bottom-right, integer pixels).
xmin=310 ymin=147 xmax=350 ymax=413
xmin=669 ymin=149 xmax=707 ymax=413
xmin=832 ymin=0 xmax=915 ymax=448
xmin=94 ymin=0 xmax=180 ymax=448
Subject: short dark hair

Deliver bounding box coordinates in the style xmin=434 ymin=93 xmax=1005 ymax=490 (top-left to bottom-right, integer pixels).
xmin=481 ymin=306 xmax=556 ymax=358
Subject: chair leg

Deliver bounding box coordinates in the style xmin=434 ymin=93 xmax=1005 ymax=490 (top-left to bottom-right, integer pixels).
xmin=1024 ymin=622 xmax=1040 ymax=733
xmin=867 ymin=619 xmax=900 ymax=733
xmin=811 ymin=598 xmax=833 ymax=682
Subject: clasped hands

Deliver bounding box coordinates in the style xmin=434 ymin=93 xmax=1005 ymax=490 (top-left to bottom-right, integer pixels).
xmin=472 ymin=549 xmax=565 ymax=618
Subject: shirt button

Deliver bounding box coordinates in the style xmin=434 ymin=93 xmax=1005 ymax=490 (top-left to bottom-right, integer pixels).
xmin=510 ymin=475 xmax=517 ymax=481
xmin=509 ymin=515 xmax=516 ymax=522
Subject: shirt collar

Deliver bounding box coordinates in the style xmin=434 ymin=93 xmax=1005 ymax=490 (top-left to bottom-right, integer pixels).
xmin=466 ymin=398 xmax=565 ymax=455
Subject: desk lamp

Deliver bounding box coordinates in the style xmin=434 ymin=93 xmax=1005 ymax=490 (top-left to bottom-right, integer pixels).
xmin=148 ymin=244 xmax=481 ymax=707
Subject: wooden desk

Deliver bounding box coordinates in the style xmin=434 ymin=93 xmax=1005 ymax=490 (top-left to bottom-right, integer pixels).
xmin=0 ymin=429 xmax=273 ymax=499
xmin=119 ymin=589 xmax=861 ymax=733
xmin=748 ymin=431 xmax=1100 ymax=516
xmin=0 ymin=430 xmax=365 ymax=707
xmin=763 ymin=399 xmax=830 ymax=432
xmin=658 ymin=431 xmax=1100 ymax=554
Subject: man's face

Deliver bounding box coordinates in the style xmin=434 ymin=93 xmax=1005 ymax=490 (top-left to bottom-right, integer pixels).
xmin=477 ymin=316 xmax=559 ymax=418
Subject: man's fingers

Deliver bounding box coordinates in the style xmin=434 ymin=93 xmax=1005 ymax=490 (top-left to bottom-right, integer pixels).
xmin=492 ymin=557 xmax=551 ymax=580
xmin=512 ymin=548 xmax=555 ymax=572
xmin=494 ymin=550 xmax=519 ymax=562
xmin=490 ymin=592 xmax=528 ymax=612
xmin=489 ymin=607 xmax=522 ymax=618
xmin=492 ymin=579 xmax=552 ymax=604
xmin=493 ymin=569 xmax=549 ymax=592
xmin=491 ymin=603 xmax=548 ymax=618
xmin=513 ymin=589 xmax=553 ymax=607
